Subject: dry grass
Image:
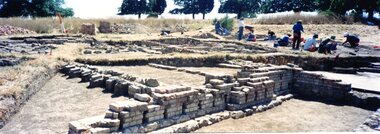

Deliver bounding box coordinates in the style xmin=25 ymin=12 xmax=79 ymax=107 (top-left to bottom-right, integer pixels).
xmin=0 ymin=53 xmax=64 ymax=97
xmin=253 ymin=14 xmax=353 ymax=25
xmin=0 ymin=17 xmax=211 ymax=34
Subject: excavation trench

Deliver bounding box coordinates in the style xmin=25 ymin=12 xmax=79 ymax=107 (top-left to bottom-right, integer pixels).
xmin=0 ymin=36 xmax=380 ymax=133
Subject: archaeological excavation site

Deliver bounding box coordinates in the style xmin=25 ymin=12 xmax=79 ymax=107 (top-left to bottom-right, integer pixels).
xmin=0 ymin=24 xmax=380 ymax=134
xmin=0 ymin=32 xmax=379 ymax=133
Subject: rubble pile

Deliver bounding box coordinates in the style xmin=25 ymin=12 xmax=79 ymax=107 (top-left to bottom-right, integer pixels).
xmin=80 ymin=23 xmax=96 ymax=35
xmin=0 ymin=25 xmax=36 ymax=36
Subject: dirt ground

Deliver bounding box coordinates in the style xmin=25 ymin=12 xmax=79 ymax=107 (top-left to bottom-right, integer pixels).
xmin=195 ymin=99 xmax=372 ymax=133
xmin=0 ymin=75 xmax=126 ymax=134
xmin=95 ymin=66 xmax=206 ymax=87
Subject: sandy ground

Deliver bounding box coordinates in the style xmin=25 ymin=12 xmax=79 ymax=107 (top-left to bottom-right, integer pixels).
xmin=306 ymin=71 xmax=380 ymax=92
xmin=95 ymin=66 xmax=206 ymax=87
xmin=0 ymin=75 xmax=126 ymax=134
xmin=195 ymin=99 xmax=372 ymax=133
xmin=180 ymin=67 xmax=239 ymax=76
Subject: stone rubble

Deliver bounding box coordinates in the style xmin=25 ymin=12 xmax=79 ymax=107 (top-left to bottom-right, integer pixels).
xmin=0 ymin=25 xmax=36 ymax=36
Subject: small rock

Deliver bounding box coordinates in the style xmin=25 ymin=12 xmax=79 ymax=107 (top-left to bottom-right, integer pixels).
xmin=231 ymin=111 xmax=245 ymax=119
xmin=145 ymin=78 xmax=160 ymax=87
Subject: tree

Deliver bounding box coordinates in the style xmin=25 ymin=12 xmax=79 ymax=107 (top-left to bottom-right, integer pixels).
xmin=119 ymin=0 xmax=149 ymax=19
xmin=314 ymin=0 xmax=332 ymax=11
xmin=328 ymin=0 xmax=357 ymax=16
xmin=219 ymin=0 xmax=261 ymax=19
xmin=261 ymin=0 xmax=317 ymax=13
xmin=30 ymin=0 xmax=74 ymax=17
xmin=0 ymin=0 xmax=30 ymax=17
xmin=149 ymin=0 xmax=166 ymax=15
xmin=198 ymin=0 xmax=214 ymax=19
xmin=170 ymin=0 xmax=214 ymax=19
xmin=358 ymin=0 xmax=378 ymax=22
xmin=0 ymin=0 xmax=74 ymax=17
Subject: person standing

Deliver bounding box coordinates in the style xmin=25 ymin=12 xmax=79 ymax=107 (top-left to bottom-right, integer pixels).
xmin=238 ymin=18 xmax=245 ymax=40
xmin=292 ymin=20 xmax=304 ymax=50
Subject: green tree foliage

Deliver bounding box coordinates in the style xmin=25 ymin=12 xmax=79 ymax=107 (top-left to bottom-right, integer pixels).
xmin=328 ymin=0 xmax=357 ymax=16
xmin=357 ymin=0 xmax=379 ymax=21
xmin=119 ymin=0 xmax=149 ymax=19
xmin=30 ymin=0 xmax=74 ymax=17
xmin=314 ymin=0 xmax=332 ymax=11
xmin=261 ymin=0 xmax=317 ymax=13
xmin=149 ymin=0 xmax=166 ymax=15
xmin=219 ymin=0 xmax=260 ymax=19
xmin=212 ymin=15 xmax=234 ymax=30
xmin=0 ymin=0 xmax=29 ymax=17
xmin=170 ymin=0 xmax=214 ymax=19
xmin=0 ymin=0 xmax=73 ymax=17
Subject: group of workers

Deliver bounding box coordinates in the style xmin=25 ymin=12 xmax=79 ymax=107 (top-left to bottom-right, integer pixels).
xmin=291 ymin=20 xmax=360 ymax=54
xmin=213 ymin=18 xmax=361 ymax=55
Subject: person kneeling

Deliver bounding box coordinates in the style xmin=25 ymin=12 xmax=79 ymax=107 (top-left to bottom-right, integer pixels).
xmin=246 ymin=29 xmax=256 ymax=42
xmin=278 ymin=34 xmax=292 ymax=46
xmin=303 ymin=34 xmax=318 ymax=52
xmin=318 ymin=36 xmax=337 ymax=54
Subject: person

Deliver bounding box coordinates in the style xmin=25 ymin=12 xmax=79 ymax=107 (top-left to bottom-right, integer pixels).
xmin=292 ymin=20 xmax=304 ymax=50
xmin=223 ymin=28 xmax=230 ymax=36
xmin=215 ymin=21 xmax=223 ymax=35
xmin=246 ymin=29 xmax=256 ymax=42
xmin=343 ymin=33 xmax=360 ymax=47
xmin=303 ymin=34 xmax=318 ymax=52
xmin=267 ymin=30 xmax=276 ymax=40
xmin=318 ymin=36 xmax=337 ymax=54
xmin=238 ymin=18 xmax=245 ymax=40
xmin=277 ymin=34 xmax=292 ymax=46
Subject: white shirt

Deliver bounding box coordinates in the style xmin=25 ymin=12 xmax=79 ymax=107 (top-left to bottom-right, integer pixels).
xmin=303 ymin=37 xmax=317 ymax=50
xmin=238 ymin=20 xmax=245 ymax=28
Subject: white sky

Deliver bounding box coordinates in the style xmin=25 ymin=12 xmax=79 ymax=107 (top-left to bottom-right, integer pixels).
xmin=64 ymin=0 xmax=231 ymax=19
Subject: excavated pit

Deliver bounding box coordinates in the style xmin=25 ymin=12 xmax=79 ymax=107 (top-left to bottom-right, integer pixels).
xmin=1 ymin=37 xmax=380 ymax=133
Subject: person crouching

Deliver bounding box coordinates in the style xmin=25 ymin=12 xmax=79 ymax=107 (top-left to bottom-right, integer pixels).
xmin=303 ymin=34 xmax=318 ymax=52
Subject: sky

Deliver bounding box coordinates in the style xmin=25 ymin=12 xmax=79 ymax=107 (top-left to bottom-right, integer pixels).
xmin=64 ymin=0 xmax=229 ymax=19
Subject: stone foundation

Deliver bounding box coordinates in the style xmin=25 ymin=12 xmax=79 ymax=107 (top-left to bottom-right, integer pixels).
xmin=62 ymin=62 xmax=356 ymax=133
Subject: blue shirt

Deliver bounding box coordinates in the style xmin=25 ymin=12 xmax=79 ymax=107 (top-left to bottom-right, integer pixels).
xmin=293 ymin=23 xmax=304 ymax=33
xmin=303 ymin=37 xmax=317 ymax=50
xmin=282 ymin=35 xmax=289 ymax=42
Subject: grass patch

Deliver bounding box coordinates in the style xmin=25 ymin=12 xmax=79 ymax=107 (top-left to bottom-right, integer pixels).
xmin=0 ymin=17 xmax=212 ymax=34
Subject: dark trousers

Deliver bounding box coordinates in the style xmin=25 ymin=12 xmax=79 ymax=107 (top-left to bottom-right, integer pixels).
xmin=238 ymin=27 xmax=244 ymax=40
xmin=292 ymin=32 xmax=301 ymax=49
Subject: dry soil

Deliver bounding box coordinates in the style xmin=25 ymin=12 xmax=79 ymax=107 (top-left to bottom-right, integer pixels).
xmin=0 ymin=75 xmax=126 ymax=134
xmin=195 ymin=99 xmax=372 ymax=133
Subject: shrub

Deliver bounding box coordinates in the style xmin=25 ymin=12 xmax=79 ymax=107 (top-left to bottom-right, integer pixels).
xmin=219 ymin=15 xmax=235 ymax=31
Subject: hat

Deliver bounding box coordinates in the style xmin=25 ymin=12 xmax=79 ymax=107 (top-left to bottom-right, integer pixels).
xmin=343 ymin=33 xmax=349 ymax=37
xmin=330 ymin=36 xmax=336 ymax=40
xmin=313 ymin=34 xmax=318 ymax=38
xmin=297 ymin=20 xmax=303 ymax=23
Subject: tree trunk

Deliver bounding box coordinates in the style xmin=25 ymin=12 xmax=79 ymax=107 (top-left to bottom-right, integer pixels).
xmin=192 ymin=13 xmax=195 ymax=19
xmin=368 ymin=10 xmax=374 ymax=22
xmin=202 ymin=13 xmax=205 ymax=20
xmin=237 ymin=11 xmax=241 ymax=19
xmin=138 ymin=13 xmax=141 ymax=19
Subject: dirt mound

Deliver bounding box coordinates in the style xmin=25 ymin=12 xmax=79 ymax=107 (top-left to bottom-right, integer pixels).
xmin=0 ymin=25 xmax=36 ymax=36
